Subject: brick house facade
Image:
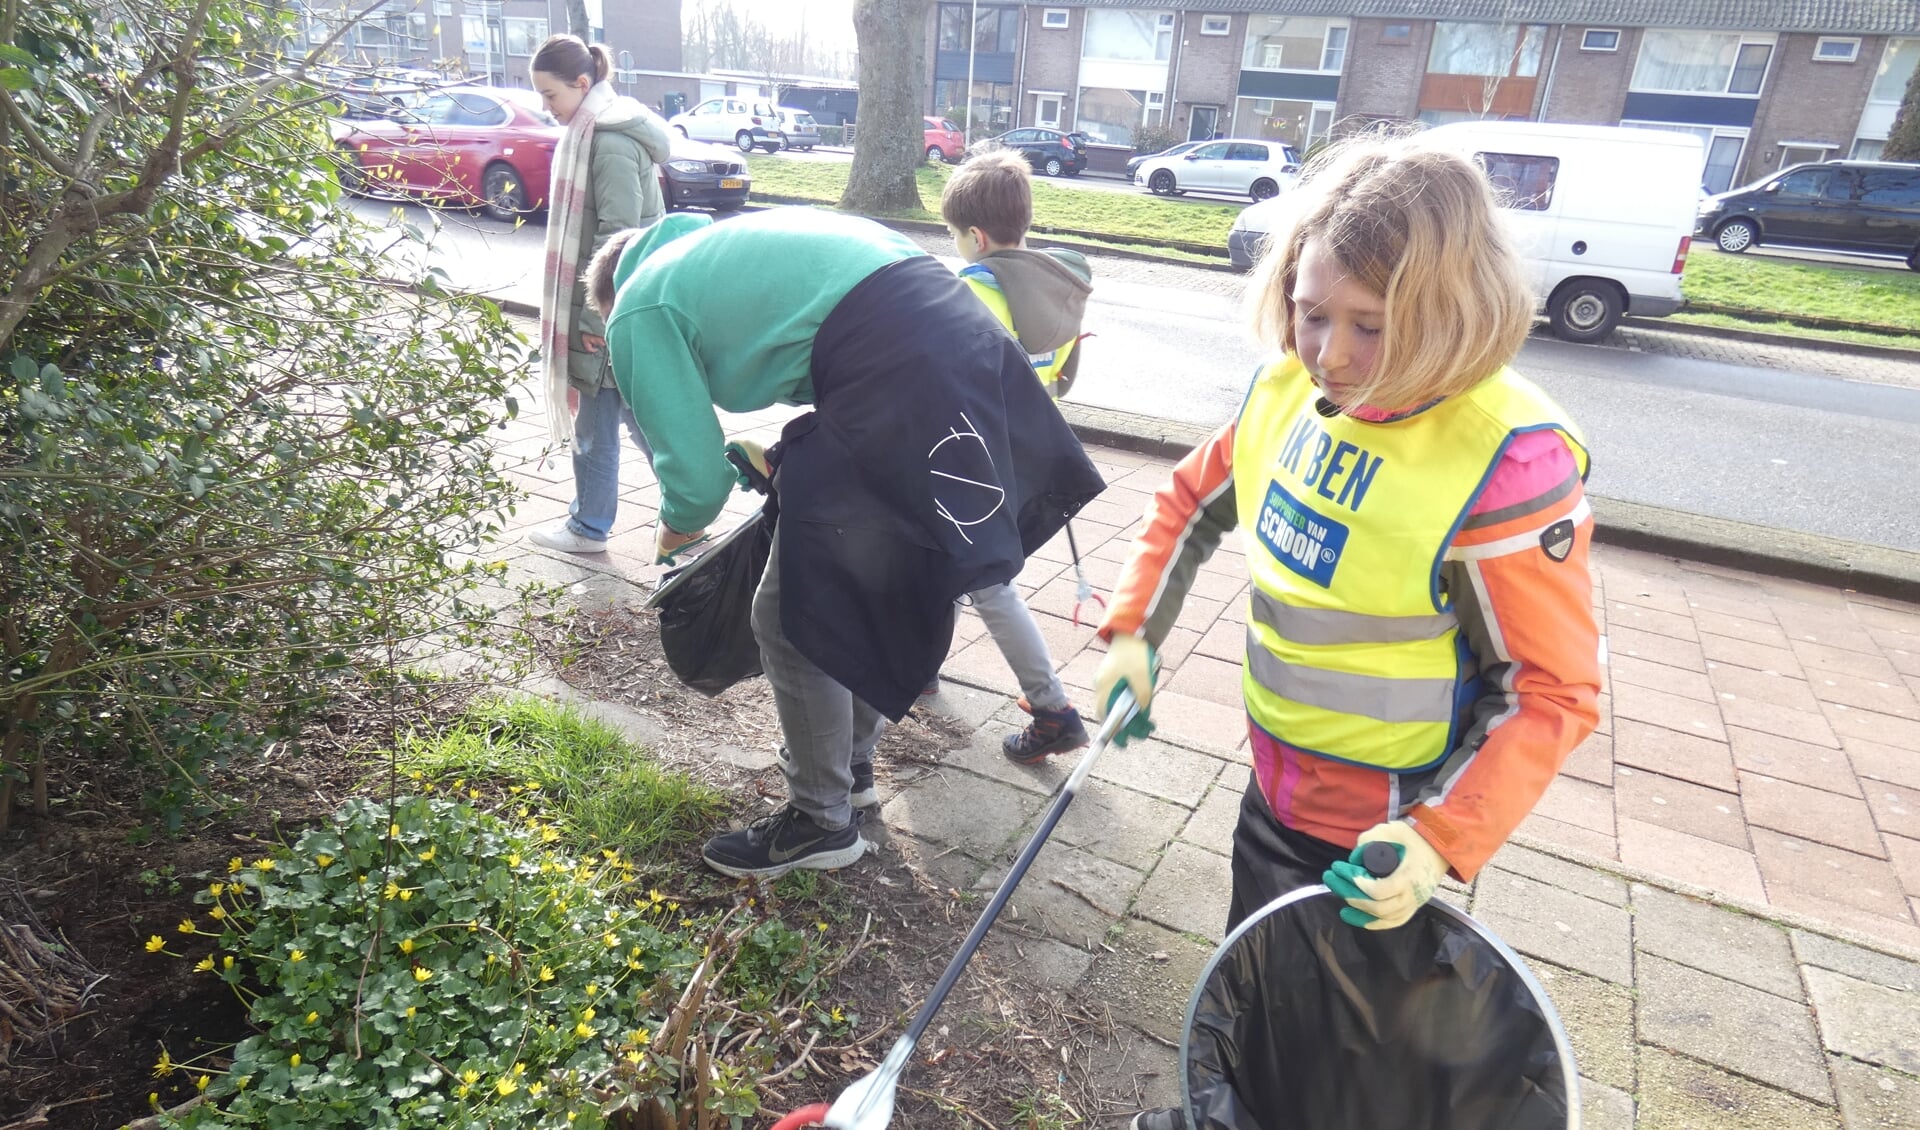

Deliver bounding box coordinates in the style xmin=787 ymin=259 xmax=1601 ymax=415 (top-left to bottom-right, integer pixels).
xmin=923 ymin=0 xmax=1918 ymax=189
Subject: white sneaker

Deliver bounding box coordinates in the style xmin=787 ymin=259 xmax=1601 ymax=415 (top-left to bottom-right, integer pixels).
xmin=527 ymin=521 xmax=608 ymax=554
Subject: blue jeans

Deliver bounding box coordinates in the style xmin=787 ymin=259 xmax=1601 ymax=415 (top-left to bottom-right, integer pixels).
xmin=564 ymin=385 xmax=653 ymax=541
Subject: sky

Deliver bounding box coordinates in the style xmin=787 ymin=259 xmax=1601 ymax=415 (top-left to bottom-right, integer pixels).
xmin=727 ymin=0 xmax=859 ymax=47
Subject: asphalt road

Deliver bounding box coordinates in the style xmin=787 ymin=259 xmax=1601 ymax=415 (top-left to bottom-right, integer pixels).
xmin=347 ymin=196 xmax=1920 ymax=554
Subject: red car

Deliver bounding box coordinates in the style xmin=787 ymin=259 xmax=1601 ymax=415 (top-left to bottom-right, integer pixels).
xmin=332 ymin=86 xmax=560 ymax=222
xmin=923 ymin=116 xmax=965 ymax=164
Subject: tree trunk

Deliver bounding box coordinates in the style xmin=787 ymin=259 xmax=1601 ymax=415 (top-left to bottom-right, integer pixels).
xmin=566 ymin=0 xmax=590 ymax=41
xmin=842 ymin=0 xmax=932 ymax=214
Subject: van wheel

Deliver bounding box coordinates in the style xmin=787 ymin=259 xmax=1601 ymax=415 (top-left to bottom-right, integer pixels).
xmin=1250 ymin=178 xmax=1279 ymax=201
xmin=1908 ymin=246 xmax=1920 ymax=272
xmin=1149 ymin=170 xmax=1176 ymax=195
xmin=1548 ymin=280 xmax=1623 ymax=343
xmin=1715 ymin=218 xmax=1758 ymax=254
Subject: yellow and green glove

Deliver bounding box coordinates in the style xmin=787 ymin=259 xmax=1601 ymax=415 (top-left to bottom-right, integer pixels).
xmin=1321 ymin=821 xmax=1449 ymax=930
xmin=1092 ymin=632 xmax=1160 ymax=746
xmin=723 ymin=438 xmax=771 ymax=492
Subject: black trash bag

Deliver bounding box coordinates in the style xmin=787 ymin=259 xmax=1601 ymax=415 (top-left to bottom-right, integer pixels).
xmin=644 ymin=497 xmax=775 ymax=697
xmin=1181 ymin=889 xmax=1576 ymax=1130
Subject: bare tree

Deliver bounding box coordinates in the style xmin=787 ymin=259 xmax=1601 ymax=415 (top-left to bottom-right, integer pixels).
xmin=843 ymin=0 xmax=932 ymax=213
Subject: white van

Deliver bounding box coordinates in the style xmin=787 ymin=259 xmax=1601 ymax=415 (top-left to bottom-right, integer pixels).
xmin=1227 ymin=121 xmax=1702 ymax=343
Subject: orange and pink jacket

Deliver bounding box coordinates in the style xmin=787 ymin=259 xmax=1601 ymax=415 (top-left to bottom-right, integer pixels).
xmin=1100 ymin=408 xmax=1602 ymax=883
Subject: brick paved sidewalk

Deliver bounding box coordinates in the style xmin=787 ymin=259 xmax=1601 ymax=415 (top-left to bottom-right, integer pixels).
xmin=491 ymin=401 xmax=1920 ymax=1128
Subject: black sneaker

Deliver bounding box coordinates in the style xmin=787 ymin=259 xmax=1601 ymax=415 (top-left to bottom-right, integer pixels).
xmin=1002 ymin=705 xmax=1089 ymax=765
xmin=920 ymin=675 xmax=941 ymax=697
xmin=701 ymin=806 xmax=869 ymax=879
xmin=1129 ymin=1110 xmax=1186 ymax=1130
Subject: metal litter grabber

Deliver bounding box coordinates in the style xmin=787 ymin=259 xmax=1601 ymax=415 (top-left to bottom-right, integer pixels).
xmin=770 ymin=690 xmax=1143 ymax=1130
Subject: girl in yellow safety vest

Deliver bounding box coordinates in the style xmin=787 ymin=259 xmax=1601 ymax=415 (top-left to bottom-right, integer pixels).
xmin=1095 ymin=133 xmax=1603 ymax=964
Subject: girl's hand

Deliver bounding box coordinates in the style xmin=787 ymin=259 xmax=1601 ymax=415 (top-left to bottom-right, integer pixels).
xmin=581 ymin=333 xmax=605 ymax=353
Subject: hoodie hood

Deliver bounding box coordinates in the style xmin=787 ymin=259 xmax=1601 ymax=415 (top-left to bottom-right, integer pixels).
xmin=593 ymin=94 xmax=674 ymax=164
xmin=972 ymin=247 xmax=1093 ymax=354
xmin=612 ymin=212 xmax=713 ymax=294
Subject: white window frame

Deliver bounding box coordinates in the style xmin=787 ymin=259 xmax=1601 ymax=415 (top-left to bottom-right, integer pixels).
xmin=1042 ymin=8 xmax=1069 ymax=30
xmin=1242 ymin=17 xmax=1351 ymax=74
xmin=1200 ymin=15 xmax=1230 ymax=37
xmin=1032 ymin=91 xmax=1064 ymax=128
xmin=1630 ymin=30 xmax=1776 ymax=98
xmin=1581 ymin=28 xmax=1621 ymax=52
xmin=1146 ymin=89 xmax=1165 ymax=126
xmin=1813 ymin=36 xmax=1860 ymax=62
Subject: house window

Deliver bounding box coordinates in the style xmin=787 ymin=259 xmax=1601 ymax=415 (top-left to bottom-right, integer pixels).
xmin=1084 ymin=9 xmax=1175 ymax=63
xmin=1870 ymin=38 xmax=1920 ymax=101
xmin=1235 ymin=96 xmax=1335 ymax=147
xmin=1381 ymin=23 xmax=1412 ymax=45
xmin=1076 ymin=86 xmax=1153 ymax=145
xmin=1243 ymin=16 xmax=1349 ymax=72
xmin=432 ymin=0 xmax=451 ymax=16
xmin=1474 ymin=152 xmax=1559 ymax=211
xmin=940 ymin=4 xmax=1020 ymax=52
xmin=1428 ymin=22 xmax=1546 ymax=77
xmin=503 ymin=18 xmax=546 ymax=57
xmin=1042 ymin=8 xmax=1069 ymax=30
xmin=1146 ymin=90 xmax=1165 ymax=126
xmin=1201 ymin=15 xmax=1230 ymax=37
xmin=1632 ymin=30 xmax=1774 ymax=96
xmin=1814 ymin=37 xmax=1860 ymax=62
xmin=1580 ymin=28 xmax=1620 ymax=52
xmin=1035 ymin=93 xmax=1062 ymax=128
xmin=1622 ymin=120 xmax=1749 ymax=194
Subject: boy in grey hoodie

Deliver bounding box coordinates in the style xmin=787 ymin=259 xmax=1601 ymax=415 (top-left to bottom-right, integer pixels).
xmin=937 ymin=148 xmax=1097 ymax=763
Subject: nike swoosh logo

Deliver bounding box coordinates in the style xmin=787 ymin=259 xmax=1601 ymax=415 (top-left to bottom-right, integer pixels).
xmin=767 ymin=834 xmax=830 ymax=864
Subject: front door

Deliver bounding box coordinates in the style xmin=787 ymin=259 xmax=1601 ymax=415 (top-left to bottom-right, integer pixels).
xmin=1188 ymin=105 xmax=1218 ymax=141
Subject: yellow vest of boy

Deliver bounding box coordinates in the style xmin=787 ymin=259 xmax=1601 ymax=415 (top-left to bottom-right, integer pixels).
xmin=962 ymin=275 xmax=1076 ymax=392
xmin=1231 ymin=356 xmax=1588 ymax=771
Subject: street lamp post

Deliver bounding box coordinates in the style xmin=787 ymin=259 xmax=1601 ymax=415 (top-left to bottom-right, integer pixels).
xmin=963 ymin=0 xmax=977 ymax=140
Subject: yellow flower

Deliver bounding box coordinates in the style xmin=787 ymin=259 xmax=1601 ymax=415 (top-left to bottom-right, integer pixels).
xmin=144 ymin=935 xmax=165 ymax=953
xmin=389 ymin=823 xmax=400 ymax=837
xmin=417 ymin=847 xmax=435 ymax=862
xmin=602 ymin=933 xmax=617 ymax=948
xmin=383 ymin=882 xmax=400 ymax=901
xmin=625 ymin=1050 xmax=643 ymax=1064
xmin=288 ymin=950 xmax=305 ymax=963
xmin=528 ymin=1081 xmax=545 ymax=1096
xmin=194 ymin=1075 xmax=210 ymax=1092
xmin=234 ymin=1074 xmax=250 ymax=1091
xmin=648 ymin=889 xmax=664 ymax=905
xmin=195 ymin=956 xmax=215 ymax=973
xmin=176 ymin=917 xmax=198 ymax=934
xmin=306 ymin=1011 xmax=319 ymax=1023
xmin=315 ymin=854 xmax=334 ymax=867
xmin=496 ymin=1076 xmax=518 ymax=1096
xmin=209 ymin=907 xmax=226 ymax=921
xmin=584 ymin=984 xmax=599 ymax=998
xmin=399 ymin=938 xmax=414 ymax=955
xmin=541 ymin=826 xmax=560 ymax=843
xmin=816 ymin=921 xmax=828 ymax=932
xmin=222 ymin=955 xmax=235 ymax=970
xmin=831 ymin=1006 xmax=844 ymax=1023
xmin=253 ymin=858 xmax=274 ymax=872
xmin=153 ymin=1050 xmax=175 ymax=1077
xmin=574 ymin=1021 xmax=593 ymax=1038
xmin=399 ymin=890 xmax=413 ymax=902
xmin=461 ymin=1069 xmax=480 ymax=1085
xmin=455 ymin=1085 xmax=471 ymax=1098
xmin=412 ymin=967 xmax=432 ymax=982
xmin=227 ymin=857 xmax=243 ymax=873
xmin=208 ymin=882 xmax=225 ymax=897
xmin=405 ymin=1006 xmax=416 ymax=1018
xmin=289 ymin=1053 xmax=301 ymax=1068
xmin=629 ymin=1028 xmax=651 ymax=1046
xmin=506 ymin=853 xmax=521 ymax=867
xmin=581 ymin=1007 xmax=596 ymax=1022
xmin=469 ymin=788 xmax=480 ymax=800
xmin=539 ymin=965 xmax=555 ymax=982
xmin=513 ymin=1063 xmax=525 ymax=1075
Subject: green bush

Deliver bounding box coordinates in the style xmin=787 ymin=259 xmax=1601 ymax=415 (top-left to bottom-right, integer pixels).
xmin=1130 ymin=123 xmax=1186 ymax=156
xmin=0 ymin=1 xmax=530 ymax=827
xmin=815 ymin=124 xmax=845 ymax=146
xmin=159 ymin=795 xmax=819 ymax=1129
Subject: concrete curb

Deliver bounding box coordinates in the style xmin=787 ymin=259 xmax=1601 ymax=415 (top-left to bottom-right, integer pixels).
xmin=1060 ymin=401 xmax=1920 ymax=606
xmin=1630 ymin=315 xmax=1920 ymax=362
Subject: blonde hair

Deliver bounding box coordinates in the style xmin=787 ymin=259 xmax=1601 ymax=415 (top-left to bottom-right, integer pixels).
xmin=941 ymin=148 xmax=1033 ymax=246
xmin=586 ymin=228 xmax=644 ymax=317
xmin=1245 ymin=131 xmax=1533 ymax=411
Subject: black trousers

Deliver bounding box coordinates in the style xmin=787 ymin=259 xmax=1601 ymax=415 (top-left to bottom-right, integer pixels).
xmin=1226 ymin=768 xmax=1353 ymax=932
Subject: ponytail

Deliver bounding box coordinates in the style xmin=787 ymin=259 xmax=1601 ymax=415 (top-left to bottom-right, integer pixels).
xmin=531 ymin=34 xmax=611 ymax=86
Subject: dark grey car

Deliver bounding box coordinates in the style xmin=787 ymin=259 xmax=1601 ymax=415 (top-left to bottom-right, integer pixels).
xmin=1696 ymin=160 xmax=1920 ymax=270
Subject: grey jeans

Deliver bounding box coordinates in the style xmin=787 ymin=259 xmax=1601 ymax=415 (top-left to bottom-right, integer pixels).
xmin=751 ymin=523 xmax=885 ymax=831
xmin=967 ymin=582 xmax=1069 ymax=712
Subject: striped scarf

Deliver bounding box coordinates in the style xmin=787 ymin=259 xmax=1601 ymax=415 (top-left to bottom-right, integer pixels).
xmin=540 ymin=80 xmax=619 ymax=447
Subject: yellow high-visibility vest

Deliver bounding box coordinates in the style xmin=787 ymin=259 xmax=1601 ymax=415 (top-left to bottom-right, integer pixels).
xmin=1231 ymin=356 xmax=1588 ymax=770
xmin=961 ymin=272 xmax=1077 ymax=394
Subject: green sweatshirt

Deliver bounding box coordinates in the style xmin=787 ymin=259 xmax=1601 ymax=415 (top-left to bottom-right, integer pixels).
xmin=604 ymin=208 xmax=924 ymax=534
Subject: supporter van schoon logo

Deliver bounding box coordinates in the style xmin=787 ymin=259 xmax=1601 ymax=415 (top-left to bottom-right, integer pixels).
xmin=1257 ymin=481 xmax=1347 ymax=588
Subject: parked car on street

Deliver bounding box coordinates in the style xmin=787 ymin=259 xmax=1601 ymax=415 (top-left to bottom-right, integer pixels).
xmin=924 ymin=116 xmax=965 ymax=163
xmin=331 ymin=85 xmax=559 ymax=222
xmin=659 ymin=133 xmax=751 ymax=212
xmin=1696 ymin=160 xmax=1920 ymax=270
xmin=668 ymin=96 xmax=785 ymax=153
xmin=1135 ymin=138 xmax=1300 ymax=201
xmin=325 ymin=67 xmax=440 ymax=119
xmin=985 ymin=127 xmax=1087 ymax=177
xmin=775 ymin=107 xmax=821 ymax=151
xmin=1126 ymin=139 xmax=1205 ymax=178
